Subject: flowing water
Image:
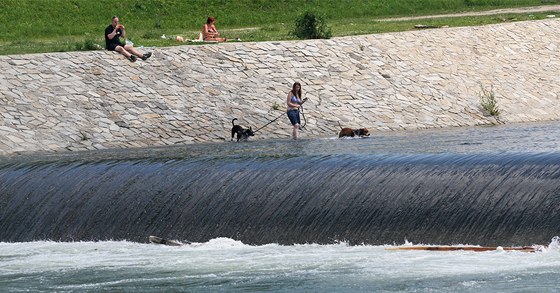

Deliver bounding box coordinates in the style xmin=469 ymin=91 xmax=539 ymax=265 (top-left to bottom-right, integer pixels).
xmin=1 ymin=121 xmax=560 ymax=292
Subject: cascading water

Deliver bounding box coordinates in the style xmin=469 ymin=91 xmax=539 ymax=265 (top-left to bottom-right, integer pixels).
xmin=1 ymin=139 xmax=559 ymax=246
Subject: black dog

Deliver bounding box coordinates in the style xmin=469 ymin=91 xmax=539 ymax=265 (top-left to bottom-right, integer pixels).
xmin=231 ymin=118 xmax=255 ymax=142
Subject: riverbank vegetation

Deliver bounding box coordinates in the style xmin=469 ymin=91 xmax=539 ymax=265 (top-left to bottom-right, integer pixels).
xmin=0 ymin=0 xmax=559 ymax=55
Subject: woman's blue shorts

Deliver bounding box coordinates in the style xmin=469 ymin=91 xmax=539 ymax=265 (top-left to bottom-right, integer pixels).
xmin=287 ymin=109 xmax=300 ymax=126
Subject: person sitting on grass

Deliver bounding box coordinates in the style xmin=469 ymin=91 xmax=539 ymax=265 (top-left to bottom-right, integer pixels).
xmin=201 ymin=16 xmax=227 ymax=42
xmin=105 ymin=16 xmax=152 ymax=62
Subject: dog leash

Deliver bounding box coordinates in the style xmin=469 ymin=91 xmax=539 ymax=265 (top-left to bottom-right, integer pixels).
xmin=253 ymin=98 xmax=309 ymax=133
xmin=252 ymin=111 xmax=285 ymax=134
xmin=300 ymin=104 xmax=307 ymax=130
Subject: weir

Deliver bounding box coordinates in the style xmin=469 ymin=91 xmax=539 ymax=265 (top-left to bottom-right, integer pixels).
xmin=1 ymin=148 xmax=559 ymax=246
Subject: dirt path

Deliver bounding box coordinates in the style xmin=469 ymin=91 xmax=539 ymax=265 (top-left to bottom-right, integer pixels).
xmin=377 ymin=5 xmax=560 ymax=21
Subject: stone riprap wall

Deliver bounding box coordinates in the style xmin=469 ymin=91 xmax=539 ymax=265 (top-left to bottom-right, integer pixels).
xmin=2 ymin=19 xmax=560 ymax=156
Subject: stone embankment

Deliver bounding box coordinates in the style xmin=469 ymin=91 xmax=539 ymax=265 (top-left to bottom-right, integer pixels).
xmin=2 ymin=19 xmax=560 ymax=156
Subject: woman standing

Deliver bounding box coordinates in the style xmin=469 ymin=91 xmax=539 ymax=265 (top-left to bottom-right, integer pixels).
xmin=286 ymin=82 xmax=307 ymax=140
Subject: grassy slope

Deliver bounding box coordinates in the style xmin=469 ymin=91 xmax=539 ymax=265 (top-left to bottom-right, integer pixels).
xmin=0 ymin=0 xmax=558 ymax=55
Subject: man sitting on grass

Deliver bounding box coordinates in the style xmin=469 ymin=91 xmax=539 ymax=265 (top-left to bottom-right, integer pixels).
xmin=105 ymin=16 xmax=151 ymax=62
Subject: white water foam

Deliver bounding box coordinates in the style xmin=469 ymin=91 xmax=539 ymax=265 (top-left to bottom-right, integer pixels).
xmin=1 ymin=237 xmax=559 ymax=292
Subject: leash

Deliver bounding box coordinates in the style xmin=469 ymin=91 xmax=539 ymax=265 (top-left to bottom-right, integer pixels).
xmin=253 ymin=97 xmax=310 ymax=133
xmin=299 ymin=97 xmax=309 ymax=129
xmin=252 ymin=111 xmax=285 ymax=134
xmin=300 ymin=103 xmax=307 ymax=129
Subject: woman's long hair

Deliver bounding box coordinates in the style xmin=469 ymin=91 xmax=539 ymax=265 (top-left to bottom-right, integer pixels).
xmin=292 ymin=82 xmax=302 ymax=99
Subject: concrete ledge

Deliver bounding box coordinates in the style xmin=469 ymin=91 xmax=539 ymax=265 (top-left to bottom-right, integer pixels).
xmin=2 ymin=19 xmax=560 ymax=156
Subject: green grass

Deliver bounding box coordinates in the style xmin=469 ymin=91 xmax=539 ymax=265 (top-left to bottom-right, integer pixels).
xmin=1 ymin=0 xmax=559 ymax=55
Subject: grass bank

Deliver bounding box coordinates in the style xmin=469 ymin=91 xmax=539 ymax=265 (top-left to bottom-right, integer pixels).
xmin=0 ymin=0 xmax=559 ymax=55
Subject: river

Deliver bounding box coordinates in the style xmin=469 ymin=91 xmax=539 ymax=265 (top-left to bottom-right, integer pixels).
xmin=1 ymin=121 xmax=559 ymax=292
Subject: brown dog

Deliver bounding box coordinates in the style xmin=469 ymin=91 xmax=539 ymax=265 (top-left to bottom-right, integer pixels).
xmin=338 ymin=121 xmax=370 ymax=138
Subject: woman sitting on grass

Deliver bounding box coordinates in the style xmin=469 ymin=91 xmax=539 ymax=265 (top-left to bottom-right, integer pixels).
xmin=202 ymin=16 xmax=227 ymax=42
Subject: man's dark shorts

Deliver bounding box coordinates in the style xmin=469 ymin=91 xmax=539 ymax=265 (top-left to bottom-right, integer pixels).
xmin=107 ymin=42 xmax=125 ymax=51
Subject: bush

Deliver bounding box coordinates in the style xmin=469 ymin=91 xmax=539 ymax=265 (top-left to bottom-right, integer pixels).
xmin=75 ymin=39 xmax=101 ymax=51
xmin=479 ymin=85 xmax=501 ymax=117
xmin=291 ymin=11 xmax=332 ymax=39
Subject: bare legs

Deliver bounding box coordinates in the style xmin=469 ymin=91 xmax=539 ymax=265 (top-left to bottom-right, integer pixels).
xmin=115 ymin=46 xmax=133 ymax=58
xmin=292 ymin=124 xmax=299 ymax=140
xmin=115 ymin=44 xmax=148 ymax=60
xmin=123 ymin=44 xmax=145 ymax=58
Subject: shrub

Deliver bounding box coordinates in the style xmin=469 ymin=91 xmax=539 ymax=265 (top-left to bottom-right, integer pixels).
xmin=75 ymin=39 xmax=101 ymax=51
xmin=479 ymin=85 xmax=501 ymax=116
xmin=291 ymin=11 xmax=332 ymax=39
